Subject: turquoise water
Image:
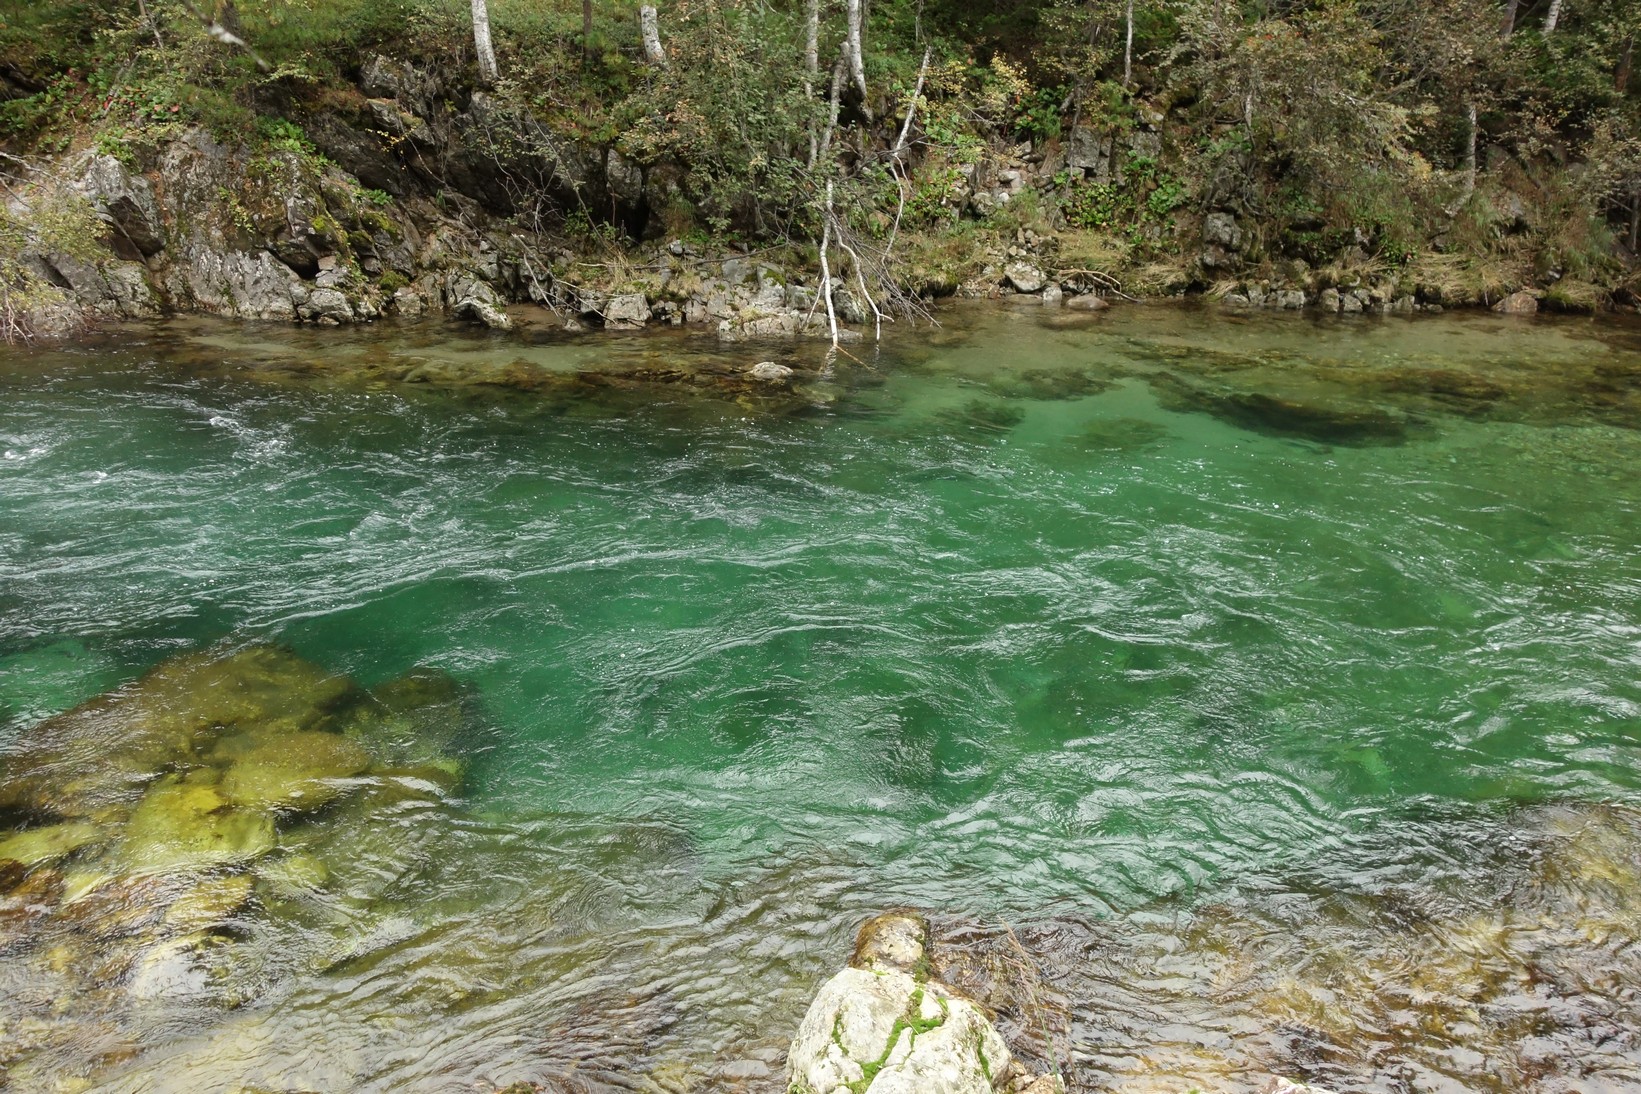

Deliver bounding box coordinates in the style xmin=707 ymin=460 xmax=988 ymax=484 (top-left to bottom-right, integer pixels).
xmin=3 ymin=305 xmax=1641 ymax=1092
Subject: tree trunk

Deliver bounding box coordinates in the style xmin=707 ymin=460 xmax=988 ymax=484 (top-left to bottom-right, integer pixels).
xmin=846 ymin=0 xmax=871 ymax=120
xmin=805 ymin=0 xmax=820 ymax=80
xmin=1500 ymin=0 xmax=1519 ymax=35
xmin=1451 ymin=100 xmax=1479 ymax=216
xmin=1630 ymin=185 xmax=1639 ymax=253
xmin=640 ymin=4 xmax=666 ymax=65
xmin=892 ymin=47 xmax=932 ymax=159
xmin=1618 ymin=35 xmax=1633 ymax=92
xmin=1124 ymin=0 xmax=1134 ymax=86
xmin=582 ymin=0 xmax=593 ymax=59
xmin=815 ymin=57 xmax=845 ymax=166
xmin=805 ymin=0 xmax=821 ymax=164
xmin=471 ymin=0 xmax=499 ymax=86
xmin=1542 ymin=0 xmax=1562 ymax=34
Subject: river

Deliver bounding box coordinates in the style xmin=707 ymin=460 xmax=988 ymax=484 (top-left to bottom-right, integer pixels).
xmin=2 ymin=303 xmax=1640 ymax=1092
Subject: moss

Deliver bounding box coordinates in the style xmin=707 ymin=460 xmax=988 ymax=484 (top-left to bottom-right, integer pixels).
xmin=378 ymin=270 xmax=409 ymax=294
xmin=835 ymin=986 xmax=950 ymax=1094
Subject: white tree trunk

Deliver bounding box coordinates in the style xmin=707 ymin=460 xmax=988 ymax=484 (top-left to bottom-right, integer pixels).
xmin=846 ymin=0 xmax=871 ymax=119
xmin=806 ymin=0 xmax=821 ymax=163
xmin=1123 ymin=0 xmax=1134 ymax=85
xmin=805 ymin=0 xmax=820 ymax=80
xmin=641 ymin=4 xmax=666 ymax=65
xmin=470 ymin=0 xmax=498 ymax=86
xmin=1447 ymin=99 xmax=1479 ymax=216
xmin=1542 ymin=0 xmax=1563 ymax=34
xmin=892 ymin=47 xmax=931 ymax=158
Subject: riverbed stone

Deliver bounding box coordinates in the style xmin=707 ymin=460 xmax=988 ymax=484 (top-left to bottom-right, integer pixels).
xmin=0 ymin=823 xmax=105 ymax=869
xmin=114 ymin=774 xmax=277 ymax=873
xmin=0 ymin=644 xmax=356 ymax=818
xmin=218 ymin=729 xmax=371 ymax=812
xmin=750 ymin=360 xmax=795 ymax=383
xmin=1004 ymin=263 xmax=1047 ymax=294
xmin=604 ymin=293 xmax=650 ymax=329
xmin=852 ymin=911 xmax=928 ymax=974
xmin=1065 ymin=294 xmax=1109 ymax=312
xmin=1494 ymin=290 xmax=1538 ymax=315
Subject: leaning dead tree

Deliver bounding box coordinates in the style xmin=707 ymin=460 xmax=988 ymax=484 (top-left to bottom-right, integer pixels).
xmin=640 ymin=5 xmax=667 ymax=65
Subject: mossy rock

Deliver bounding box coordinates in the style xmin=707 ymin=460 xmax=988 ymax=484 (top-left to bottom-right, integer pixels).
xmin=218 ymin=730 xmax=371 ymax=812
xmin=1078 ymin=417 xmax=1171 ymax=451
xmin=984 ymin=367 xmax=1112 ymax=402
xmin=0 ymin=822 xmax=105 ymax=868
xmin=935 ymin=397 xmax=1027 ymax=435
xmin=1151 ymin=373 xmax=1411 ymax=446
xmin=115 ymin=774 xmax=277 ymax=873
xmin=160 ymin=872 xmax=255 ymax=934
xmin=0 ymin=643 xmax=358 ymax=818
xmin=57 ymin=866 xmax=251 ymax=941
xmin=338 ymin=667 xmax=473 ymax=768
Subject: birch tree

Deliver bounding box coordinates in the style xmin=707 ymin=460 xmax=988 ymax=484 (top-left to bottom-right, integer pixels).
xmin=1124 ymin=0 xmax=1135 ymax=85
xmin=1543 ymin=0 xmax=1564 ymax=33
xmin=641 ymin=4 xmax=666 ymax=65
xmin=846 ymin=0 xmax=871 ymax=119
xmin=471 ymin=0 xmax=499 ymax=86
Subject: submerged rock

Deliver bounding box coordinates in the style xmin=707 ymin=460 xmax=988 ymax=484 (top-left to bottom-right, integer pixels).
xmin=1077 ymin=417 xmax=1170 ymax=451
xmin=0 ymin=822 xmax=104 ymax=869
xmin=339 ymin=666 xmax=473 ymax=770
xmin=114 ymin=774 xmax=277 ymax=873
xmin=1152 ymin=374 xmax=1411 ymax=445
xmin=217 ymin=729 xmax=371 ymax=812
xmin=937 ymin=398 xmax=1027 ymax=435
xmin=0 ymin=644 xmax=356 ymax=819
xmin=984 ymin=368 xmax=1110 ymax=402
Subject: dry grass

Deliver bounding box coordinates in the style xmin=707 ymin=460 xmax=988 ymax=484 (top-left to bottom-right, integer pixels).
xmin=1406 ymin=250 xmax=1524 ymax=307
xmin=1543 ymin=279 xmax=1608 ymax=313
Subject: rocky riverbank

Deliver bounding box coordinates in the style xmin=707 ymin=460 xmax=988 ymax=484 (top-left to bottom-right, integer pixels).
xmin=8 ymin=45 xmax=1603 ymax=346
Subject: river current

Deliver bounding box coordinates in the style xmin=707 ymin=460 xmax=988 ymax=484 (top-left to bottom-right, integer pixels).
xmin=2 ymin=304 xmax=1640 ymax=1093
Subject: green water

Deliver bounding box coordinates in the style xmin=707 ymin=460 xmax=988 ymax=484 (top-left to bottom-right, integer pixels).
xmin=3 ymin=304 xmax=1641 ymax=1092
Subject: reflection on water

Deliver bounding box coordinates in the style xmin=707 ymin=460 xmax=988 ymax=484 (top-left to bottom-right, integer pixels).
xmin=2 ymin=303 xmax=1640 ymax=1092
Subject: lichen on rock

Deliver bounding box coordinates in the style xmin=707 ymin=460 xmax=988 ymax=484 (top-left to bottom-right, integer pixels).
xmin=787 ymin=911 xmax=1056 ymax=1094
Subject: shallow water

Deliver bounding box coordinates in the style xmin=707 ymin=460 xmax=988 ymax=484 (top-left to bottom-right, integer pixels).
xmin=2 ymin=304 xmax=1641 ymax=1093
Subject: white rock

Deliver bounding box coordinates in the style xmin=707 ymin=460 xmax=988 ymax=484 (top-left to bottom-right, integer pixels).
xmin=750 ymin=361 xmax=795 ymax=382
xmin=1003 ymin=262 xmax=1046 ymax=295
xmin=604 ymin=292 xmax=650 ymax=329
xmin=786 ymin=967 xmax=1011 ymax=1094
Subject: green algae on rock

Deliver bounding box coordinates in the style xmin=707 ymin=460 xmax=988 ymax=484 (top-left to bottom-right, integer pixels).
xmin=114 ymin=775 xmax=278 ymax=873
xmin=218 ymin=729 xmax=372 ymax=812
xmin=0 ymin=643 xmax=357 ymax=819
xmin=0 ymin=822 xmax=104 ymax=869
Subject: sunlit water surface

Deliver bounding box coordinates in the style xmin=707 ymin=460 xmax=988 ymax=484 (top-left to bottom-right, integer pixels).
xmin=3 ymin=304 xmax=1641 ymax=1093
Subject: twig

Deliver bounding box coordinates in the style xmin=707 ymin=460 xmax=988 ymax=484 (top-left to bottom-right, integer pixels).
xmin=176 ymin=0 xmax=271 ymax=71
xmin=839 ymin=239 xmax=885 ymax=341
xmin=818 ymin=180 xmax=840 ymax=349
xmin=892 ymin=47 xmax=932 ymax=160
xmin=510 ymin=234 xmax=559 ymax=314
xmin=136 ymin=0 xmax=165 ymax=49
xmin=1000 ymin=918 xmax=1067 ymax=1089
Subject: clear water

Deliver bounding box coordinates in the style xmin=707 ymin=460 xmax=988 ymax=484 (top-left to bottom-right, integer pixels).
xmin=3 ymin=304 xmax=1641 ymax=1093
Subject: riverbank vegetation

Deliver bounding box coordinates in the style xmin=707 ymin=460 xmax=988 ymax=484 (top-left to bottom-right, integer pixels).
xmin=2 ymin=0 xmax=1639 ymax=325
